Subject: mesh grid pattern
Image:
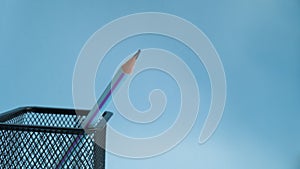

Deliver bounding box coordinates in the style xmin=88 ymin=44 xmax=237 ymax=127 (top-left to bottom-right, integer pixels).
xmin=4 ymin=112 xmax=85 ymax=128
xmin=0 ymin=108 xmax=106 ymax=169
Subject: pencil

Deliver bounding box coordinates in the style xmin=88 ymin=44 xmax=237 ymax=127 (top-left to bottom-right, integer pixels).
xmin=55 ymin=50 xmax=141 ymax=168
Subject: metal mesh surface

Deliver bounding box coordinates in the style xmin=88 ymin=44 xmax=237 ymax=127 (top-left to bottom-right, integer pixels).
xmin=4 ymin=111 xmax=85 ymax=128
xmin=0 ymin=107 xmax=109 ymax=169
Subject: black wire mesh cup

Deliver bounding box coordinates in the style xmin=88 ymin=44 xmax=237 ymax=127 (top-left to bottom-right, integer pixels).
xmin=0 ymin=106 xmax=112 ymax=169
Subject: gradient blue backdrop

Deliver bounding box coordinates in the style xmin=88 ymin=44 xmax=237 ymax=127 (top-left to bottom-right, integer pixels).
xmin=1 ymin=0 xmax=299 ymax=169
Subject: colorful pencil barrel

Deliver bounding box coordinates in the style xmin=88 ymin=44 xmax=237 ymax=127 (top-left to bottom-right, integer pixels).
xmin=55 ymin=50 xmax=140 ymax=168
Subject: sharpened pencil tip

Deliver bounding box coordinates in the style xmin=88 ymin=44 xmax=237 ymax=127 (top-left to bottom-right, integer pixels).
xmin=122 ymin=49 xmax=141 ymax=74
xmin=134 ymin=49 xmax=141 ymax=60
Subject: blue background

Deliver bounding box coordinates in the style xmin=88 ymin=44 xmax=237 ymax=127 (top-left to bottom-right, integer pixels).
xmin=1 ymin=0 xmax=299 ymax=168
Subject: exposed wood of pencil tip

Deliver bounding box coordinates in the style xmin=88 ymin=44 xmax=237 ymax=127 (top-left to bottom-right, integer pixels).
xmin=122 ymin=49 xmax=141 ymax=74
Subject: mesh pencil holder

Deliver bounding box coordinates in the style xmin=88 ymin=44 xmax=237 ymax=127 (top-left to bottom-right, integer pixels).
xmin=0 ymin=106 xmax=112 ymax=169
